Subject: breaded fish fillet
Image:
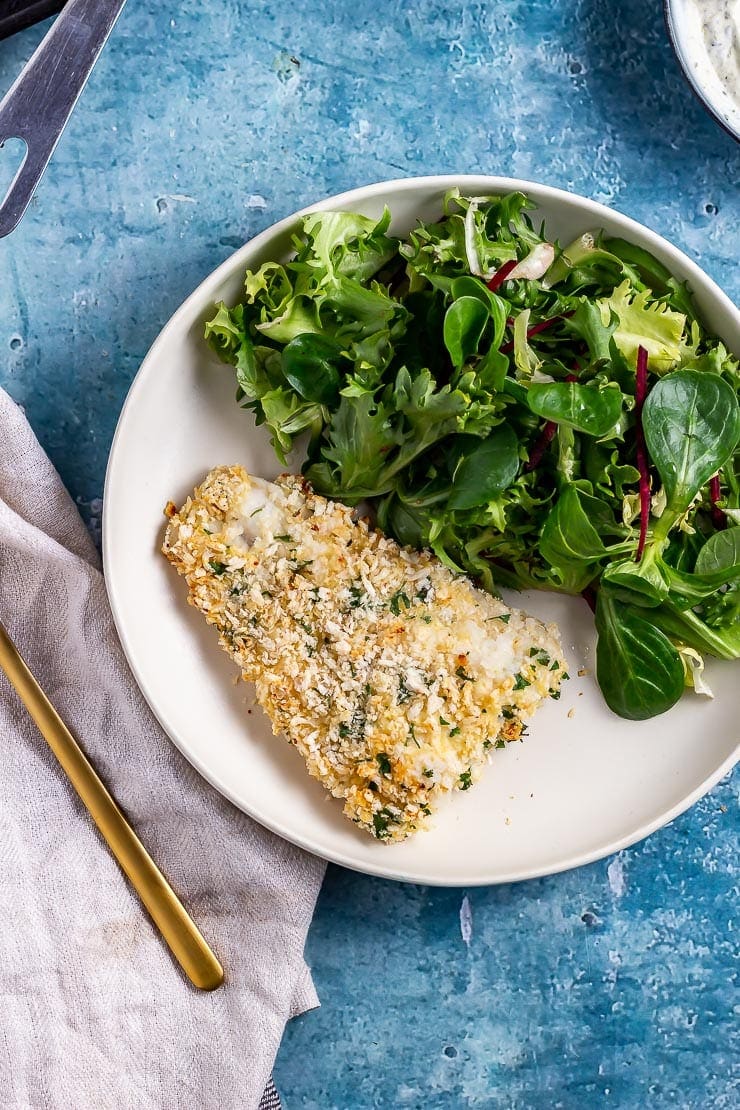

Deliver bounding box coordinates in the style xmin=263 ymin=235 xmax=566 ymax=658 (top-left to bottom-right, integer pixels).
xmin=163 ymin=466 xmax=566 ymax=840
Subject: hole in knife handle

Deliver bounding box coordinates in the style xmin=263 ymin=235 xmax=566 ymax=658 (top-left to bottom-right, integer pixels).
xmin=0 ymin=137 xmax=28 ymax=212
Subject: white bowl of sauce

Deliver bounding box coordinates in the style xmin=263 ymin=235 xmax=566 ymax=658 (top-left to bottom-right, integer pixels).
xmin=665 ymin=0 xmax=740 ymax=141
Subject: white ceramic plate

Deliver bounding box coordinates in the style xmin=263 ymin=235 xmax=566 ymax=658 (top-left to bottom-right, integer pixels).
xmin=103 ymin=175 xmax=740 ymax=886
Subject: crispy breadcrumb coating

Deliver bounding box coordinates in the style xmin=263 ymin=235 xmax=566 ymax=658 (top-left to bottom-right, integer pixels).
xmin=163 ymin=466 xmax=566 ymax=840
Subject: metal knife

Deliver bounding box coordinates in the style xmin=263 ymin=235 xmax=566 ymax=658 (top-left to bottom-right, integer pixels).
xmin=0 ymin=0 xmax=127 ymax=238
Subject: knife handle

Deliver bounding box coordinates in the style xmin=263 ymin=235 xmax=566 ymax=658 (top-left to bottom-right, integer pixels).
xmin=0 ymin=0 xmax=127 ymax=237
xmin=0 ymin=3 xmax=66 ymax=43
xmin=0 ymin=621 xmax=224 ymax=991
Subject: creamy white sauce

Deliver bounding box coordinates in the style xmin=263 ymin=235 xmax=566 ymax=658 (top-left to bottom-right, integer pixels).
xmin=672 ymin=0 xmax=740 ymax=134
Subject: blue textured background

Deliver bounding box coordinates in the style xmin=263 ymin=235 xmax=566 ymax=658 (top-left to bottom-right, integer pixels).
xmin=1 ymin=1 xmax=738 ymax=1106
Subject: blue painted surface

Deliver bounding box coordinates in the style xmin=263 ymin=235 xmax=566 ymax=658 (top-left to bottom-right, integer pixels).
xmin=0 ymin=1 xmax=737 ymax=1106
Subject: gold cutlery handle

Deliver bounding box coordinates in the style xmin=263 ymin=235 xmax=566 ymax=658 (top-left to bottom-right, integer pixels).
xmin=0 ymin=622 xmax=224 ymax=991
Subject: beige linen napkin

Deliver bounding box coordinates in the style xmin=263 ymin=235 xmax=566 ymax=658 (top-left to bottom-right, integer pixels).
xmin=0 ymin=389 xmax=326 ymax=1109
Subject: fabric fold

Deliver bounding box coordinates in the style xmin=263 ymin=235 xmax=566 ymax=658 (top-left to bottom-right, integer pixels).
xmin=0 ymin=389 xmax=325 ymax=1110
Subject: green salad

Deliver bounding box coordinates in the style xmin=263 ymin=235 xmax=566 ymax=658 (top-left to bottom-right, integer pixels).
xmin=205 ymin=190 xmax=740 ymax=721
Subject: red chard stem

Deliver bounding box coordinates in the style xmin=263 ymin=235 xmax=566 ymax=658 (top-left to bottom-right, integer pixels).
xmin=635 ymin=345 xmax=651 ymax=561
xmin=524 ymin=421 xmax=558 ymax=472
xmin=486 ymin=259 xmax=518 ymax=292
xmin=709 ymin=473 xmax=726 ymax=530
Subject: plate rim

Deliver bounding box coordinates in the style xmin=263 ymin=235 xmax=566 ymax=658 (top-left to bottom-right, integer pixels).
xmin=103 ymin=173 xmax=740 ymax=886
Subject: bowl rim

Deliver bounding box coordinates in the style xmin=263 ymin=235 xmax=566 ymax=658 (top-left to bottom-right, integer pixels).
xmin=103 ymin=173 xmax=739 ymax=885
xmin=663 ymin=0 xmax=740 ymax=145
xmin=110 ymin=173 xmax=740 ymax=348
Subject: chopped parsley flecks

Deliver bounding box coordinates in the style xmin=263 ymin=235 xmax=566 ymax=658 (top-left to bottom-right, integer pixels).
xmin=376 ymin=752 xmax=392 ymax=776
xmin=389 ymin=590 xmax=411 ymax=615
xmin=397 ymin=677 xmax=412 ymax=704
xmin=355 ymin=710 xmax=367 ymax=735
xmin=513 ymin=672 xmax=531 ymax=691
xmin=373 ymin=808 xmax=399 ymax=839
xmin=495 ymin=738 xmax=506 ymax=750
xmin=348 ymin=585 xmax=364 ymax=608
xmin=450 ymin=726 xmax=461 ymax=737
xmin=501 ymin=706 xmax=516 ymax=720
xmin=422 ymin=768 xmax=434 ymax=778
xmin=459 ymin=770 xmax=472 ymax=791
xmin=455 ymin=665 xmax=474 ymax=682
xmin=208 ymin=560 xmax=227 ymax=576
